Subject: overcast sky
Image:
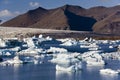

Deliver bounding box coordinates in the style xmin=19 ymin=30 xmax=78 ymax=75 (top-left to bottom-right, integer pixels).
xmin=0 ymin=0 xmax=120 ymax=22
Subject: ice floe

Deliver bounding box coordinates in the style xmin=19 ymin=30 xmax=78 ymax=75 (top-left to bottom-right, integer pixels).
xmin=1 ymin=35 xmax=120 ymax=74
xmin=100 ymin=69 xmax=120 ymax=75
xmin=56 ymin=62 xmax=82 ymax=72
xmin=47 ymin=47 xmax=68 ymax=53
xmin=82 ymin=51 xmax=105 ymax=66
xmin=101 ymin=52 xmax=120 ymax=60
xmin=0 ymin=38 xmax=6 ymax=47
xmin=0 ymin=56 xmax=23 ymax=65
xmin=50 ymin=53 xmax=80 ymax=64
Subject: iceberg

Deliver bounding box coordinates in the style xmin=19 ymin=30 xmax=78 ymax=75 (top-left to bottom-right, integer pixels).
xmin=86 ymin=60 xmax=105 ymax=66
xmin=5 ymin=52 xmax=11 ymax=56
xmin=82 ymin=51 xmax=105 ymax=66
xmin=17 ymin=47 xmax=45 ymax=56
xmin=0 ymin=49 xmax=15 ymax=56
xmin=50 ymin=53 xmax=80 ymax=65
xmin=100 ymin=69 xmax=120 ymax=75
xmin=56 ymin=62 xmax=82 ymax=72
xmin=0 ymin=56 xmax=23 ymax=65
xmin=25 ymin=38 xmax=36 ymax=48
xmin=101 ymin=52 xmax=120 ymax=60
xmin=0 ymin=38 xmax=6 ymax=47
xmin=60 ymin=38 xmax=79 ymax=46
xmin=47 ymin=47 xmax=68 ymax=53
xmin=56 ymin=65 xmax=75 ymax=72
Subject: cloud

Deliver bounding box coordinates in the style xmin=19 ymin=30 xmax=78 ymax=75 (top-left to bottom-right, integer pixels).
xmin=0 ymin=9 xmax=20 ymax=17
xmin=0 ymin=9 xmax=12 ymax=17
xmin=29 ymin=2 xmax=40 ymax=7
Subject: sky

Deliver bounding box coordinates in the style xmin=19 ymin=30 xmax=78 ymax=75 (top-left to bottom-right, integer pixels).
xmin=0 ymin=0 xmax=120 ymax=23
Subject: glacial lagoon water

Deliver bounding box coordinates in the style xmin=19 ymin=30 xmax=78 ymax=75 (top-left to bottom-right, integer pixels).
xmin=0 ymin=36 xmax=120 ymax=80
xmin=0 ymin=60 xmax=120 ymax=80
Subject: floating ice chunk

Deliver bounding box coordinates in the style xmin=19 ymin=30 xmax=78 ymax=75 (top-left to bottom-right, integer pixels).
xmin=60 ymin=39 xmax=79 ymax=46
xmin=102 ymin=40 xmax=109 ymax=44
xmin=23 ymin=54 xmax=46 ymax=64
xmin=51 ymin=54 xmax=71 ymax=64
xmin=46 ymin=36 xmax=52 ymax=40
xmin=33 ymin=55 xmax=45 ymax=64
xmin=56 ymin=62 xmax=82 ymax=72
xmin=8 ymin=56 xmax=23 ymax=64
xmin=88 ymin=47 xmax=99 ymax=51
xmin=17 ymin=48 xmax=40 ymax=55
xmin=1 ymin=49 xmax=15 ymax=56
xmin=57 ymin=38 xmax=72 ymax=43
xmin=82 ymin=51 xmax=105 ymax=65
xmin=86 ymin=60 xmax=105 ymax=66
xmin=34 ymin=55 xmax=41 ymax=59
xmin=33 ymin=59 xmax=39 ymax=64
xmin=5 ymin=52 xmax=11 ymax=56
xmin=101 ymin=52 xmax=120 ymax=60
xmin=83 ymin=37 xmax=95 ymax=42
xmin=38 ymin=34 xmax=43 ymax=38
xmin=74 ymin=62 xmax=82 ymax=70
xmin=109 ymin=45 xmax=114 ymax=48
xmin=25 ymin=38 xmax=35 ymax=48
xmin=0 ymin=38 xmax=6 ymax=47
xmin=82 ymin=51 xmax=102 ymax=61
xmin=24 ymin=56 xmax=34 ymax=63
xmin=50 ymin=53 xmax=79 ymax=64
xmin=10 ymin=47 xmax=21 ymax=52
xmin=47 ymin=47 xmax=68 ymax=53
xmin=56 ymin=65 xmax=75 ymax=72
xmin=0 ymin=56 xmax=23 ymax=65
xmin=80 ymin=43 xmax=98 ymax=48
xmin=100 ymin=69 xmax=119 ymax=74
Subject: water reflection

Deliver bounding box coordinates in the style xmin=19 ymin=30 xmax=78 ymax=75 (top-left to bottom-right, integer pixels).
xmin=13 ymin=64 xmax=21 ymax=80
xmin=13 ymin=64 xmax=21 ymax=71
xmin=86 ymin=65 xmax=104 ymax=72
xmin=100 ymin=73 xmax=118 ymax=80
xmin=56 ymin=70 xmax=82 ymax=80
xmin=0 ymin=61 xmax=120 ymax=80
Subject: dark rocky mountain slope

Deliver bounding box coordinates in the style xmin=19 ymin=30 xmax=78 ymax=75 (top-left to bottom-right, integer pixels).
xmin=93 ymin=11 xmax=120 ymax=34
xmin=1 ymin=4 xmax=120 ymax=34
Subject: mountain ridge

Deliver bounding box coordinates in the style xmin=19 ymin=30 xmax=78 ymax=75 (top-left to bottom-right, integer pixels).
xmin=1 ymin=4 xmax=120 ymax=34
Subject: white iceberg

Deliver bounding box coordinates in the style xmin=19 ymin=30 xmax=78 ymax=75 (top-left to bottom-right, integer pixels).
xmin=100 ymin=69 xmax=120 ymax=75
xmin=0 ymin=56 xmax=23 ymax=65
xmin=80 ymin=43 xmax=98 ymax=49
xmin=17 ymin=47 xmax=42 ymax=56
xmin=47 ymin=47 xmax=68 ymax=53
xmin=5 ymin=52 xmax=11 ymax=56
xmin=50 ymin=53 xmax=80 ymax=65
xmin=25 ymin=38 xmax=36 ymax=48
xmin=56 ymin=62 xmax=82 ymax=72
xmin=38 ymin=34 xmax=43 ymax=38
xmin=101 ymin=52 xmax=120 ymax=60
xmin=60 ymin=38 xmax=79 ymax=46
xmin=56 ymin=65 xmax=75 ymax=72
xmin=86 ymin=60 xmax=105 ymax=66
xmin=82 ymin=51 xmax=105 ymax=66
xmin=0 ymin=38 xmax=6 ymax=47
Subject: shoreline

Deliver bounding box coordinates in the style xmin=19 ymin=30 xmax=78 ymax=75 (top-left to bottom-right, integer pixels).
xmin=0 ymin=26 xmax=120 ymax=40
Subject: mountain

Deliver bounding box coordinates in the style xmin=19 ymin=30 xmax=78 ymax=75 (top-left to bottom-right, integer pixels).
xmin=29 ymin=5 xmax=96 ymax=31
xmin=1 ymin=7 xmax=48 ymax=27
xmin=1 ymin=4 xmax=96 ymax=31
xmin=1 ymin=4 xmax=120 ymax=34
xmin=93 ymin=11 xmax=120 ymax=34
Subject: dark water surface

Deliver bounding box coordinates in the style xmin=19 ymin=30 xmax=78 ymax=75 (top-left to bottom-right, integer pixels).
xmin=0 ymin=60 xmax=120 ymax=80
